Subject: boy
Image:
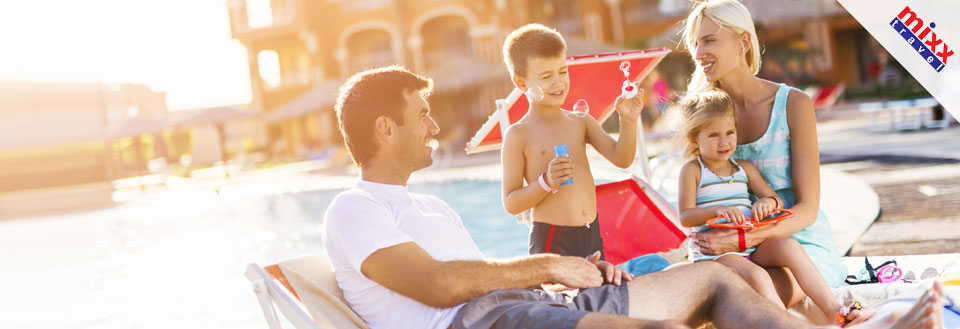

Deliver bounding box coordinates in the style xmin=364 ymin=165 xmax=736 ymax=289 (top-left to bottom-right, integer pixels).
xmin=500 ymin=24 xmax=643 ymax=260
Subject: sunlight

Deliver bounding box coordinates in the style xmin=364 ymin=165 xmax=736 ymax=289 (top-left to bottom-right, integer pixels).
xmin=0 ymin=0 xmax=252 ymax=110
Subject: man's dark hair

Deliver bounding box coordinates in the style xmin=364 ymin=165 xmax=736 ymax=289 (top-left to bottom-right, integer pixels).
xmin=335 ymin=66 xmax=433 ymax=168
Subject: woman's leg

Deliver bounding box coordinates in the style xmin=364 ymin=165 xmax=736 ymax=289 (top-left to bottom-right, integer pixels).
xmin=715 ymin=255 xmax=784 ymax=308
xmin=751 ymin=236 xmax=843 ymax=320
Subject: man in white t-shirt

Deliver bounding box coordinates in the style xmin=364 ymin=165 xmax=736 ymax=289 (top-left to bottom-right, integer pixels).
xmin=322 ymin=66 xmax=944 ymax=329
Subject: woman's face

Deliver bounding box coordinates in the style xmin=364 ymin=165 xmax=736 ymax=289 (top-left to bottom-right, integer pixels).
xmin=693 ymin=18 xmax=748 ymax=82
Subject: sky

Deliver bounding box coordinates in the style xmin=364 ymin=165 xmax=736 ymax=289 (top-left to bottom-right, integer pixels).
xmin=0 ymin=0 xmax=252 ymax=110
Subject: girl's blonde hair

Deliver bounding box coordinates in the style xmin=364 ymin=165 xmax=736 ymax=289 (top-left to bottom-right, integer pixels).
xmin=681 ymin=0 xmax=761 ymax=92
xmin=679 ymin=89 xmax=738 ymax=158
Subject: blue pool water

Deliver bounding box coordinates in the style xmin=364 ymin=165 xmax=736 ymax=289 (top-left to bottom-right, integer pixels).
xmin=296 ymin=180 xmax=531 ymax=258
xmin=287 ymin=179 xmax=626 ymax=258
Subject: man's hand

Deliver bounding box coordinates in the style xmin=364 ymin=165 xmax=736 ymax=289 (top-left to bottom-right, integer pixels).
xmin=548 ymin=255 xmax=603 ymax=289
xmin=613 ymin=92 xmax=644 ymax=122
xmin=586 ymin=251 xmax=633 ymax=286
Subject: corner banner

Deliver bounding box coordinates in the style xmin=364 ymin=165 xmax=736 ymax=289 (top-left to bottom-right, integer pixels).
xmin=838 ymin=0 xmax=959 ymax=120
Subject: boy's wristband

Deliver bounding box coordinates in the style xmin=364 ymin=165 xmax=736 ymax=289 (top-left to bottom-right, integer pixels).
xmin=767 ymin=196 xmax=780 ymax=208
xmin=538 ymin=173 xmax=558 ymax=194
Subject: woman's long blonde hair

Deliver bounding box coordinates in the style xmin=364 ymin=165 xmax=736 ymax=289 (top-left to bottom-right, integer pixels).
xmin=681 ymin=0 xmax=761 ymax=92
xmin=678 ymin=88 xmax=738 ymax=159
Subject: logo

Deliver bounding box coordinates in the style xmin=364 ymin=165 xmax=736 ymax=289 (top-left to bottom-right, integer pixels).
xmin=890 ymin=6 xmax=953 ymax=72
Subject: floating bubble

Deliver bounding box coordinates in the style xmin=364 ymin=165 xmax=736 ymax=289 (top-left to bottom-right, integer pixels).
xmin=573 ymin=99 xmax=590 ymax=114
xmin=620 ymin=61 xmax=631 ymax=78
xmin=526 ymin=86 xmax=544 ymax=103
xmin=428 ymin=138 xmax=440 ymax=150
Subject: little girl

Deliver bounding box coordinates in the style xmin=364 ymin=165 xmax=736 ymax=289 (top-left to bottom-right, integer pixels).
xmin=676 ymin=89 xmax=871 ymax=326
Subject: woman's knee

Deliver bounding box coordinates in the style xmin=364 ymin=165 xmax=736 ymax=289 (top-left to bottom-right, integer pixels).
xmin=763 ymin=236 xmax=802 ymax=252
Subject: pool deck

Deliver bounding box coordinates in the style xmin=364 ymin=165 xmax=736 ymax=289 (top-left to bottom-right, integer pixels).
xmin=816 ymin=108 xmax=960 ymax=256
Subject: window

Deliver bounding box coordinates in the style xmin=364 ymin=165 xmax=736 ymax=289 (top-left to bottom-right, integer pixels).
xmin=246 ymin=0 xmax=273 ymax=28
xmin=258 ymin=50 xmax=282 ymax=89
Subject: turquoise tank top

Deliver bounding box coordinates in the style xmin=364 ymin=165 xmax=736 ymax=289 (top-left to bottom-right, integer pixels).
xmin=732 ymin=83 xmax=847 ymax=288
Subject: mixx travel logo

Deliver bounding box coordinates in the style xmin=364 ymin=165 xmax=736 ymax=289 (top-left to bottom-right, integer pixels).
xmin=891 ymin=6 xmax=953 ymax=72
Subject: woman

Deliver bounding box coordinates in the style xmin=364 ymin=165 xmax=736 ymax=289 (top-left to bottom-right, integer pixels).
xmin=681 ymin=0 xmax=848 ymax=309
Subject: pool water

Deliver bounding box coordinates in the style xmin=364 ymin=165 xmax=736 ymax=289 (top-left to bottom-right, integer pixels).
xmin=0 ymin=177 xmax=626 ymax=329
xmin=296 ymin=179 xmax=544 ymax=258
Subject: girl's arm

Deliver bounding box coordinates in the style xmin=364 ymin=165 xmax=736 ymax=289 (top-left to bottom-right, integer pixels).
xmin=746 ymin=89 xmax=821 ymax=243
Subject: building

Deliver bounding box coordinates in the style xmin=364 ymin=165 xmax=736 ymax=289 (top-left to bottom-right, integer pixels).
xmin=225 ymin=0 xmax=885 ymax=157
xmin=0 ymin=82 xmax=168 ymax=192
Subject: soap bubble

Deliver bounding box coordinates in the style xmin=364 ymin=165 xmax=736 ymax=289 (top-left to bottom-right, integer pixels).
xmin=526 ymin=86 xmax=544 ymax=103
xmin=573 ymin=99 xmax=590 ymax=114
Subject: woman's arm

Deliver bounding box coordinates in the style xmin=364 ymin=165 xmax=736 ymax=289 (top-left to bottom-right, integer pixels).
xmin=746 ymin=89 xmax=821 ymax=243
xmin=740 ymin=160 xmax=782 ymax=220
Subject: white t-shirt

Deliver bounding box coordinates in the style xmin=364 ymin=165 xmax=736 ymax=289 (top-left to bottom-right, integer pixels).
xmin=322 ymin=180 xmax=485 ymax=329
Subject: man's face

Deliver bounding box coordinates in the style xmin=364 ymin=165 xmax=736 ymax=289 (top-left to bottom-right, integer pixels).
xmin=521 ymin=55 xmax=570 ymax=108
xmin=394 ymin=90 xmax=440 ymax=171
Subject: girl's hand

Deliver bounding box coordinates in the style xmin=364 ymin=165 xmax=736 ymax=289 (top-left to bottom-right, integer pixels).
xmin=752 ymin=197 xmax=777 ymax=222
xmin=716 ymin=206 xmax=747 ymax=225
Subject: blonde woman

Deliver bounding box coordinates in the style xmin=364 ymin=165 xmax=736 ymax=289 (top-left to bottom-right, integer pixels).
xmin=682 ymin=0 xmax=849 ymax=313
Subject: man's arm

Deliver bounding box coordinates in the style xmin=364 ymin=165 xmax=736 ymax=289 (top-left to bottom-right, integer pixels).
xmin=501 ymin=126 xmax=571 ymax=215
xmin=585 ymin=96 xmax=642 ymax=168
xmin=361 ymin=242 xmax=604 ymax=308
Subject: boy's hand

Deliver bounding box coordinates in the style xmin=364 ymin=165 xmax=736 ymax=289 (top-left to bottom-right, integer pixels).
xmin=751 ymin=197 xmax=777 ymax=222
xmin=546 ymin=156 xmax=573 ymax=188
xmin=613 ymin=91 xmax=644 ymax=122
xmin=715 ymin=206 xmax=747 ymax=225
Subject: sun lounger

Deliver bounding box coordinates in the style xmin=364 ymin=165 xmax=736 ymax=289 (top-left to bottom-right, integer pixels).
xmin=859 ymin=97 xmax=943 ymax=131
xmin=245 ymin=253 xmax=370 ymax=329
xmin=806 ymin=83 xmax=846 ymax=112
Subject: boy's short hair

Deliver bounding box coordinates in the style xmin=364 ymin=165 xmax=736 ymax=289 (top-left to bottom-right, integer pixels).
xmin=502 ymin=23 xmax=567 ymax=78
xmin=335 ymin=65 xmax=433 ymax=168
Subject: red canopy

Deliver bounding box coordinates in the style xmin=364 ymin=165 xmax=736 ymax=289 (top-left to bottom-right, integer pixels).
xmin=466 ymin=48 xmax=670 ymax=154
xmin=597 ymin=178 xmax=687 ymax=265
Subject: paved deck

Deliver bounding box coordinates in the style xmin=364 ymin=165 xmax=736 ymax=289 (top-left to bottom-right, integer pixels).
xmin=818 ymin=110 xmax=960 ymax=256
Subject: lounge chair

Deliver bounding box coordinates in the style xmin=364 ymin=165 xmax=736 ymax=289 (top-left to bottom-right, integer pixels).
xmin=245 ymin=253 xmax=370 ymax=329
xmin=806 ymin=83 xmax=846 ymax=112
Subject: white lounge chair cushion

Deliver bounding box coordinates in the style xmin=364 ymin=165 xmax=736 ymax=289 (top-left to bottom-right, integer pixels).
xmin=278 ymin=253 xmax=371 ymax=329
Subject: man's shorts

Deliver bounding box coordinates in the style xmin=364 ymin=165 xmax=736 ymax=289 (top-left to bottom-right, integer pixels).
xmin=448 ymin=283 xmax=629 ymax=329
xmin=529 ymin=216 xmax=605 ymax=260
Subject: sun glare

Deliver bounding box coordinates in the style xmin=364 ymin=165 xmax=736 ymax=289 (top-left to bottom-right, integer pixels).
xmin=0 ymin=0 xmax=252 ymax=110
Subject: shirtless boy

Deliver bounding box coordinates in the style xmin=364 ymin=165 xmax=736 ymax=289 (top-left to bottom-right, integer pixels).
xmin=500 ymin=24 xmax=644 ymax=259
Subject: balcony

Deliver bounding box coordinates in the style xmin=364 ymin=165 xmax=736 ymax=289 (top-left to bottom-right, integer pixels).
xmin=228 ymin=0 xmax=299 ymax=40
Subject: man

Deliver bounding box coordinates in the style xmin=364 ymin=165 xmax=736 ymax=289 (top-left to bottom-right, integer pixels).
xmin=322 ymin=66 xmax=944 ymax=329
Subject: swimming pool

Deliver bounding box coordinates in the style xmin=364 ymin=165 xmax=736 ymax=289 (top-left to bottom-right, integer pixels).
xmin=289 ymin=179 xmax=565 ymax=258
xmin=0 ymin=176 xmax=645 ymax=329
